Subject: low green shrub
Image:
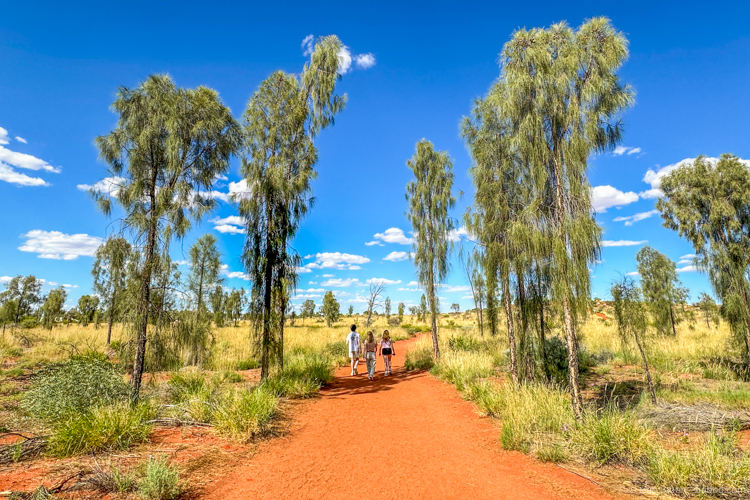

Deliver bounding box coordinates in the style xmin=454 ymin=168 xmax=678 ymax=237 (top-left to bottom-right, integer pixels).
xmin=48 ymin=403 xmax=153 ymax=457
xmin=263 ymin=353 xmax=333 ymax=398
xmin=447 ymin=334 xmax=481 ymax=352
xmin=404 ymin=345 xmax=434 ymax=371
xmin=213 ymin=385 xmax=279 ymax=441
xmin=22 ymin=353 xmax=129 ymax=423
xmin=167 ymin=369 xmax=214 ymax=423
xmin=570 ymin=408 xmax=653 ymax=466
xmin=401 ymin=324 xmax=431 ymax=335
xmin=535 ymin=443 xmax=568 ymax=463
xmin=139 ymin=456 xmax=182 ymax=500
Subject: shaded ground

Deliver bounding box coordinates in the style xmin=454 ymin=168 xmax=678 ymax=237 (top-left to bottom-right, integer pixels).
xmin=200 ymin=337 xmax=623 ymax=500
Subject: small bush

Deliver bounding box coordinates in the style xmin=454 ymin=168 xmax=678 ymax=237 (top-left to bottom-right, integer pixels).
xmin=213 ymin=385 xmax=279 ymax=441
xmin=22 ymin=354 xmax=129 ymax=423
xmin=447 ymin=334 xmax=481 ymax=352
xmin=404 ymin=345 xmax=434 ymax=371
xmin=402 ymin=324 xmax=431 ymax=335
xmin=87 ymin=467 xmax=138 ymax=494
xmin=571 ymin=409 xmax=653 ymax=466
xmin=48 ymin=403 xmax=152 ymax=457
xmin=167 ymin=369 xmax=214 ymax=423
xmin=535 ymin=443 xmax=568 ymax=463
xmin=139 ymin=456 xmax=182 ymax=500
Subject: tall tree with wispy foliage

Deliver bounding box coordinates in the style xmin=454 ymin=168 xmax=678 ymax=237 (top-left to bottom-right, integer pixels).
xmin=40 ymin=287 xmax=67 ymax=330
xmin=92 ymin=236 xmax=132 ymax=344
xmin=636 ymin=245 xmax=686 ymax=336
xmin=94 ymin=74 xmax=241 ymax=399
xmin=472 ymin=18 xmax=634 ymax=417
xmin=406 ymin=139 xmax=456 ymax=359
xmin=239 ymin=36 xmax=346 ymax=379
xmin=657 ymin=154 xmax=750 ymax=366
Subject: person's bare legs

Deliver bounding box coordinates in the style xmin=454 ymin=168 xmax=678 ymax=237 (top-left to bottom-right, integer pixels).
xmin=384 ymin=354 xmax=392 ymax=375
xmin=350 ymin=353 xmax=358 ymax=375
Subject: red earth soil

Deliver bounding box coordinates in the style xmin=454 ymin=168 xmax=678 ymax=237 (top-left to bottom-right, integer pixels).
xmin=200 ymin=337 xmax=624 ymax=500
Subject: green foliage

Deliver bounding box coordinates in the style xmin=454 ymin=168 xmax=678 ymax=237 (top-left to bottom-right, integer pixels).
xmin=77 ymin=294 xmax=100 ymax=327
xmin=48 ymin=403 xmax=152 ymax=457
xmin=40 ymin=287 xmax=67 ymax=330
xmin=322 ymin=291 xmax=340 ymax=327
xmin=139 ymin=456 xmax=183 ymax=500
xmin=404 ymin=345 xmax=435 ymax=371
xmin=570 ymin=409 xmax=653 ymax=466
xmin=447 ymin=334 xmax=480 ymax=352
xmin=636 ymin=246 xmax=686 ymax=335
xmin=92 ymin=236 xmax=131 ymax=338
xmin=432 ymin=351 xmax=494 ymax=390
xmin=406 ymin=139 xmax=456 ymax=358
xmin=213 ymin=385 xmax=279 ymax=441
xmin=211 ymin=371 xmax=243 ymax=385
xmin=22 ymin=354 xmax=129 ymax=423
xmin=236 ymin=358 xmax=259 ymax=370
xmin=263 ymin=353 xmax=333 ymax=398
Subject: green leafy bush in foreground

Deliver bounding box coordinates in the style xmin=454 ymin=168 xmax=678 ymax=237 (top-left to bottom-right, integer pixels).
xmin=22 ymin=353 xmax=129 ymax=423
xmin=404 ymin=345 xmax=434 ymax=371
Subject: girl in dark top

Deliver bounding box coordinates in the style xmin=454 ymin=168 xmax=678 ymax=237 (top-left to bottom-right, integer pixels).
xmin=379 ymin=330 xmax=395 ymax=376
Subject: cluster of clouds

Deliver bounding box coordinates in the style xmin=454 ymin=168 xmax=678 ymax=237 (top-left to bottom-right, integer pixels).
xmin=301 ymin=35 xmax=376 ymax=75
xmin=18 ymin=230 xmax=103 ymax=260
xmin=302 ymin=252 xmax=371 ymax=272
xmin=0 ymin=126 xmax=61 ymax=187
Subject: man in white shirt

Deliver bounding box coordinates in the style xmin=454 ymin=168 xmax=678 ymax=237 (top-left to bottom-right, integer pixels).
xmin=346 ymin=324 xmax=361 ymax=376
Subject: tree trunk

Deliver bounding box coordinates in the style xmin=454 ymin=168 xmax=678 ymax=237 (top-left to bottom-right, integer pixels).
xmin=536 ymin=270 xmax=550 ymax=382
xmin=106 ymin=295 xmax=114 ymax=345
xmin=562 ymin=296 xmax=583 ymax=420
xmin=669 ymin=305 xmax=677 ymax=336
xmin=502 ymin=274 xmax=518 ymax=385
xmin=131 ymin=220 xmax=156 ymax=402
xmin=634 ymin=329 xmax=657 ymax=404
xmin=428 ymin=276 xmax=440 ymax=360
xmin=486 ymin=259 xmax=498 ymax=337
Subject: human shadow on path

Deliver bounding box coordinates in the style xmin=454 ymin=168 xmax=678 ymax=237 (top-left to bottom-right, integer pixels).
xmin=323 ymin=367 xmax=426 ymax=398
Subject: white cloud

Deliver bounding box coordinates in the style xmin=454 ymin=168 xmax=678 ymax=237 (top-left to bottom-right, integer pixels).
xmin=304 ymin=252 xmax=370 ymax=271
xmin=211 ymin=215 xmax=245 ymax=235
xmin=365 ymin=240 xmax=383 ymax=246
xmin=408 ymin=281 xmax=419 ymax=286
xmin=338 ymin=46 xmax=353 ymax=74
xmin=62 ymin=284 xmax=78 ymax=288
xmin=448 ymin=227 xmax=469 ymax=242
xmin=308 ymin=281 xmax=318 ymax=285
xmin=612 ymin=209 xmax=659 ymax=226
xmin=301 ymin=34 xmax=314 ymax=56
xmin=77 ymin=176 xmax=126 ymax=197
xmin=322 ymin=274 xmax=334 ymax=278
xmin=19 ymin=230 xmax=103 ymax=260
xmin=296 ymin=266 xmax=312 ymax=274
xmin=0 ymin=127 xmax=9 ymax=145
xmin=355 ymin=53 xmax=376 ymax=69
xmin=677 ymin=265 xmax=697 ymax=273
xmin=384 ymin=251 xmax=410 ymax=262
xmin=591 ymin=185 xmax=639 ymax=212
xmin=625 ymin=271 xmax=640 ymax=277
xmin=0 ymin=145 xmax=60 ymax=173
xmin=613 ymin=146 xmax=642 ymax=156
xmin=0 ymin=163 xmax=49 ymax=186
xmin=213 ymin=224 xmax=246 ymax=235
xmin=226 ymin=271 xmax=250 ymax=280
xmin=601 ymin=240 xmax=647 ymax=247
xmin=441 ymin=284 xmax=471 ymax=293
xmin=370 ymin=227 xmax=413 ymax=245
xmin=680 ymin=254 xmax=696 ymax=260
xmin=640 ymin=157 xmax=750 ymax=199
xmin=322 ymin=278 xmax=361 ymax=287
xmin=0 ymin=276 xmax=12 ymax=284
xmin=15 ymin=136 xmax=27 ymax=144
xmin=297 ymin=288 xmax=325 ymax=293
xmin=366 ymin=278 xmax=401 ymax=286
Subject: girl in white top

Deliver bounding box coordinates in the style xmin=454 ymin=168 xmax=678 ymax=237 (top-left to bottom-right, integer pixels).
xmin=378 ymin=330 xmax=396 ymax=376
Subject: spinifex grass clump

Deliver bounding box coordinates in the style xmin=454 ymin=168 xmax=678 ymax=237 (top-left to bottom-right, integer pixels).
xmin=262 ymin=352 xmax=334 ymax=399
xmin=139 ymin=456 xmax=183 ymax=500
xmin=21 ymin=352 xmax=129 ymax=422
xmin=213 ymin=385 xmax=279 ymax=441
xmin=648 ymin=431 xmax=750 ymax=495
xmin=570 ymin=408 xmax=653 ymax=466
xmin=48 ymin=403 xmax=153 ymax=457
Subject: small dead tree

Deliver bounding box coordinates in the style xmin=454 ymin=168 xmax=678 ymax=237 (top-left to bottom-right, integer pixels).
xmin=365 ymin=283 xmax=385 ymax=327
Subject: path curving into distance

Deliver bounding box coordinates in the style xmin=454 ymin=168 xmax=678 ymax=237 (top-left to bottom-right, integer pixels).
xmin=202 ymin=336 xmax=622 ymax=500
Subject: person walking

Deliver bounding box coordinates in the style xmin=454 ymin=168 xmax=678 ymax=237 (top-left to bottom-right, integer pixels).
xmin=363 ymin=331 xmax=378 ymax=380
xmin=379 ymin=330 xmax=395 ymax=376
xmin=346 ymin=324 xmax=361 ymax=376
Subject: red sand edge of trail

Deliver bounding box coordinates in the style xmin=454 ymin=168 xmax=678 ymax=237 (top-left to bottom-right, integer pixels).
xmin=201 ymin=337 xmax=624 ymax=500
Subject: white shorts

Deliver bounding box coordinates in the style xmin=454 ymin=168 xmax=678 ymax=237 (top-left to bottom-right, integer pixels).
xmin=350 ymin=351 xmax=359 ymax=358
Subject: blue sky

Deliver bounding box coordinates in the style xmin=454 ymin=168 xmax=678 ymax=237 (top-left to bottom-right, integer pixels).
xmin=1 ymin=1 xmax=749 ymax=311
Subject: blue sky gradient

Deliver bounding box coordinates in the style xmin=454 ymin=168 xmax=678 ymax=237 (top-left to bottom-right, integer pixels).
xmin=1 ymin=1 xmax=749 ymax=311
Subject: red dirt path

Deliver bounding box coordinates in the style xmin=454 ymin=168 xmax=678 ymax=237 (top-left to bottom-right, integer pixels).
xmin=201 ymin=337 xmax=623 ymax=500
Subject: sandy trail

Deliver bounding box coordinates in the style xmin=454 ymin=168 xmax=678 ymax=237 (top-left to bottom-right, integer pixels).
xmin=202 ymin=337 xmax=621 ymax=499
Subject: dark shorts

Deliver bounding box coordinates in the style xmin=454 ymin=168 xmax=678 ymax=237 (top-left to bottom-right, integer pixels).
xmin=382 ymin=348 xmax=392 ymax=356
